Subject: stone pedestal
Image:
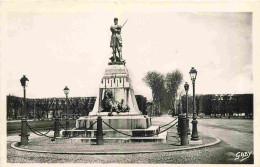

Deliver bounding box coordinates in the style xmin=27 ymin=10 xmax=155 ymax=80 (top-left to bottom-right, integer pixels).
xmin=89 ymin=64 xmax=141 ymax=116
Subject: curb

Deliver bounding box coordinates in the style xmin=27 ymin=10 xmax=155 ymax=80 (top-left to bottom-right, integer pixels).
xmin=11 ymin=138 xmax=221 ymax=155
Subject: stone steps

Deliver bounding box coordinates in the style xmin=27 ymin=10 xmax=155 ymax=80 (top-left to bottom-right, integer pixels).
xmin=76 ymin=115 xmax=152 ymax=130
xmin=61 ymin=125 xmax=160 ymax=138
xmin=54 ymin=131 xmax=167 ymax=144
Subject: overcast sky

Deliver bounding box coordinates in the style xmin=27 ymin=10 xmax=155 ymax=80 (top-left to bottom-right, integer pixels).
xmin=1 ymin=2 xmax=253 ymax=100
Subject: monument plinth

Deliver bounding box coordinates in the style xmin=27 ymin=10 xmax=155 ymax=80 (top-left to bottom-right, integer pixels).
xmin=76 ymin=63 xmax=152 ymax=130
xmin=90 ymin=64 xmax=141 ymax=116
xmin=60 ymin=18 xmax=167 ymax=143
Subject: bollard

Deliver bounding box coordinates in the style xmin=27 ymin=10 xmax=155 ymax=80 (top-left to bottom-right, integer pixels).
xmin=54 ymin=118 xmax=60 ymax=139
xmin=66 ymin=119 xmax=70 ymax=130
xmin=180 ymin=115 xmax=188 ymax=145
xmin=96 ymin=116 xmax=104 ymax=145
xmin=177 ymin=115 xmax=181 ymax=135
xmin=20 ymin=118 xmax=30 ymax=145
xmin=186 ymin=118 xmax=191 ymax=135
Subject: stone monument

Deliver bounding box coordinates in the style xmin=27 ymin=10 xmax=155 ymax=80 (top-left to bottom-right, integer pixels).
xmin=61 ymin=18 xmax=167 ymax=143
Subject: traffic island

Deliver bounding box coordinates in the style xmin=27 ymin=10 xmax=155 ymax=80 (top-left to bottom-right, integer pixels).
xmin=11 ymin=134 xmax=220 ymax=154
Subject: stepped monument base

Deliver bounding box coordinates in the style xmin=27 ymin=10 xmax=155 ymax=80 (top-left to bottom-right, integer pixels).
xmin=60 ymin=63 xmax=167 ymax=143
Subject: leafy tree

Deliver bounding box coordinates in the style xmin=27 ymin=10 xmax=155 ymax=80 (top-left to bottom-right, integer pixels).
xmin=7 ymin=95 xmax=23 ymax=119
xmin=245 ymin=94 xmax=253 ymax=118
xmin=201 ymin=95 xmax=213 ymax=116
xmin=143 ymin=71 xmax=165 ymax=115
xmin=231 ymin=95 xmax=241 ymax=115
xmin=195 ymin=95 xmax=202 ymax=115
xmin=212 ymin=94 xmax=222 ymax=116
xmin=222 ymin=94 xmax=231 ymax=116
xmin=7 ymin=95 xmax=18 ymax=119
xmin=165 ymin=70 xmax=183 ymax=114
xmin=143 ymin=70 xmax=183 ymax=116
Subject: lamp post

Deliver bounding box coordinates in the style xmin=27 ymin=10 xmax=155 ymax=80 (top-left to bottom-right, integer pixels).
xmin=63 ymin=86 xmax=70 ymax=130
xmin=184 ymin=82 xmax=189 ymax=117
xmin=189 ymin=67 xmax=199 ymax=141
xmin=20 ymin=75 xmax=29 ymax=145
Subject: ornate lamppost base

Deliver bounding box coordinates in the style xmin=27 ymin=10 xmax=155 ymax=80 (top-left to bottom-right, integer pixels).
xmin=20 ymin=118 xmax=30 ymax=145
xmin=191 ymin=119 xmax=199 ymax=141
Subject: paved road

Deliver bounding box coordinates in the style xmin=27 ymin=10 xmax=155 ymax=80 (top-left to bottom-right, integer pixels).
xmin=153 ymin=116 xmax=253 ymax=152
xmin=196 ymin=118 xmax=253 ymax=152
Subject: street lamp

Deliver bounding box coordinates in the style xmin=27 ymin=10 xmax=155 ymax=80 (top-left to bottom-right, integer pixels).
xmin=20 ymin=75 xmax=29 ymax=145
xmin=184 ymin=82 xmax=189 ymax=117
xmin=63 ymin=86 xmax=70 ymax=130
xmin=189 ymin=67 xmax=199 ymax=141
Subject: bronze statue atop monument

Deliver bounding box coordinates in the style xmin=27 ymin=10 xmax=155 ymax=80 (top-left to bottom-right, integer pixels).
xmin=109 ymin=18 xmax=127 ymax=64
